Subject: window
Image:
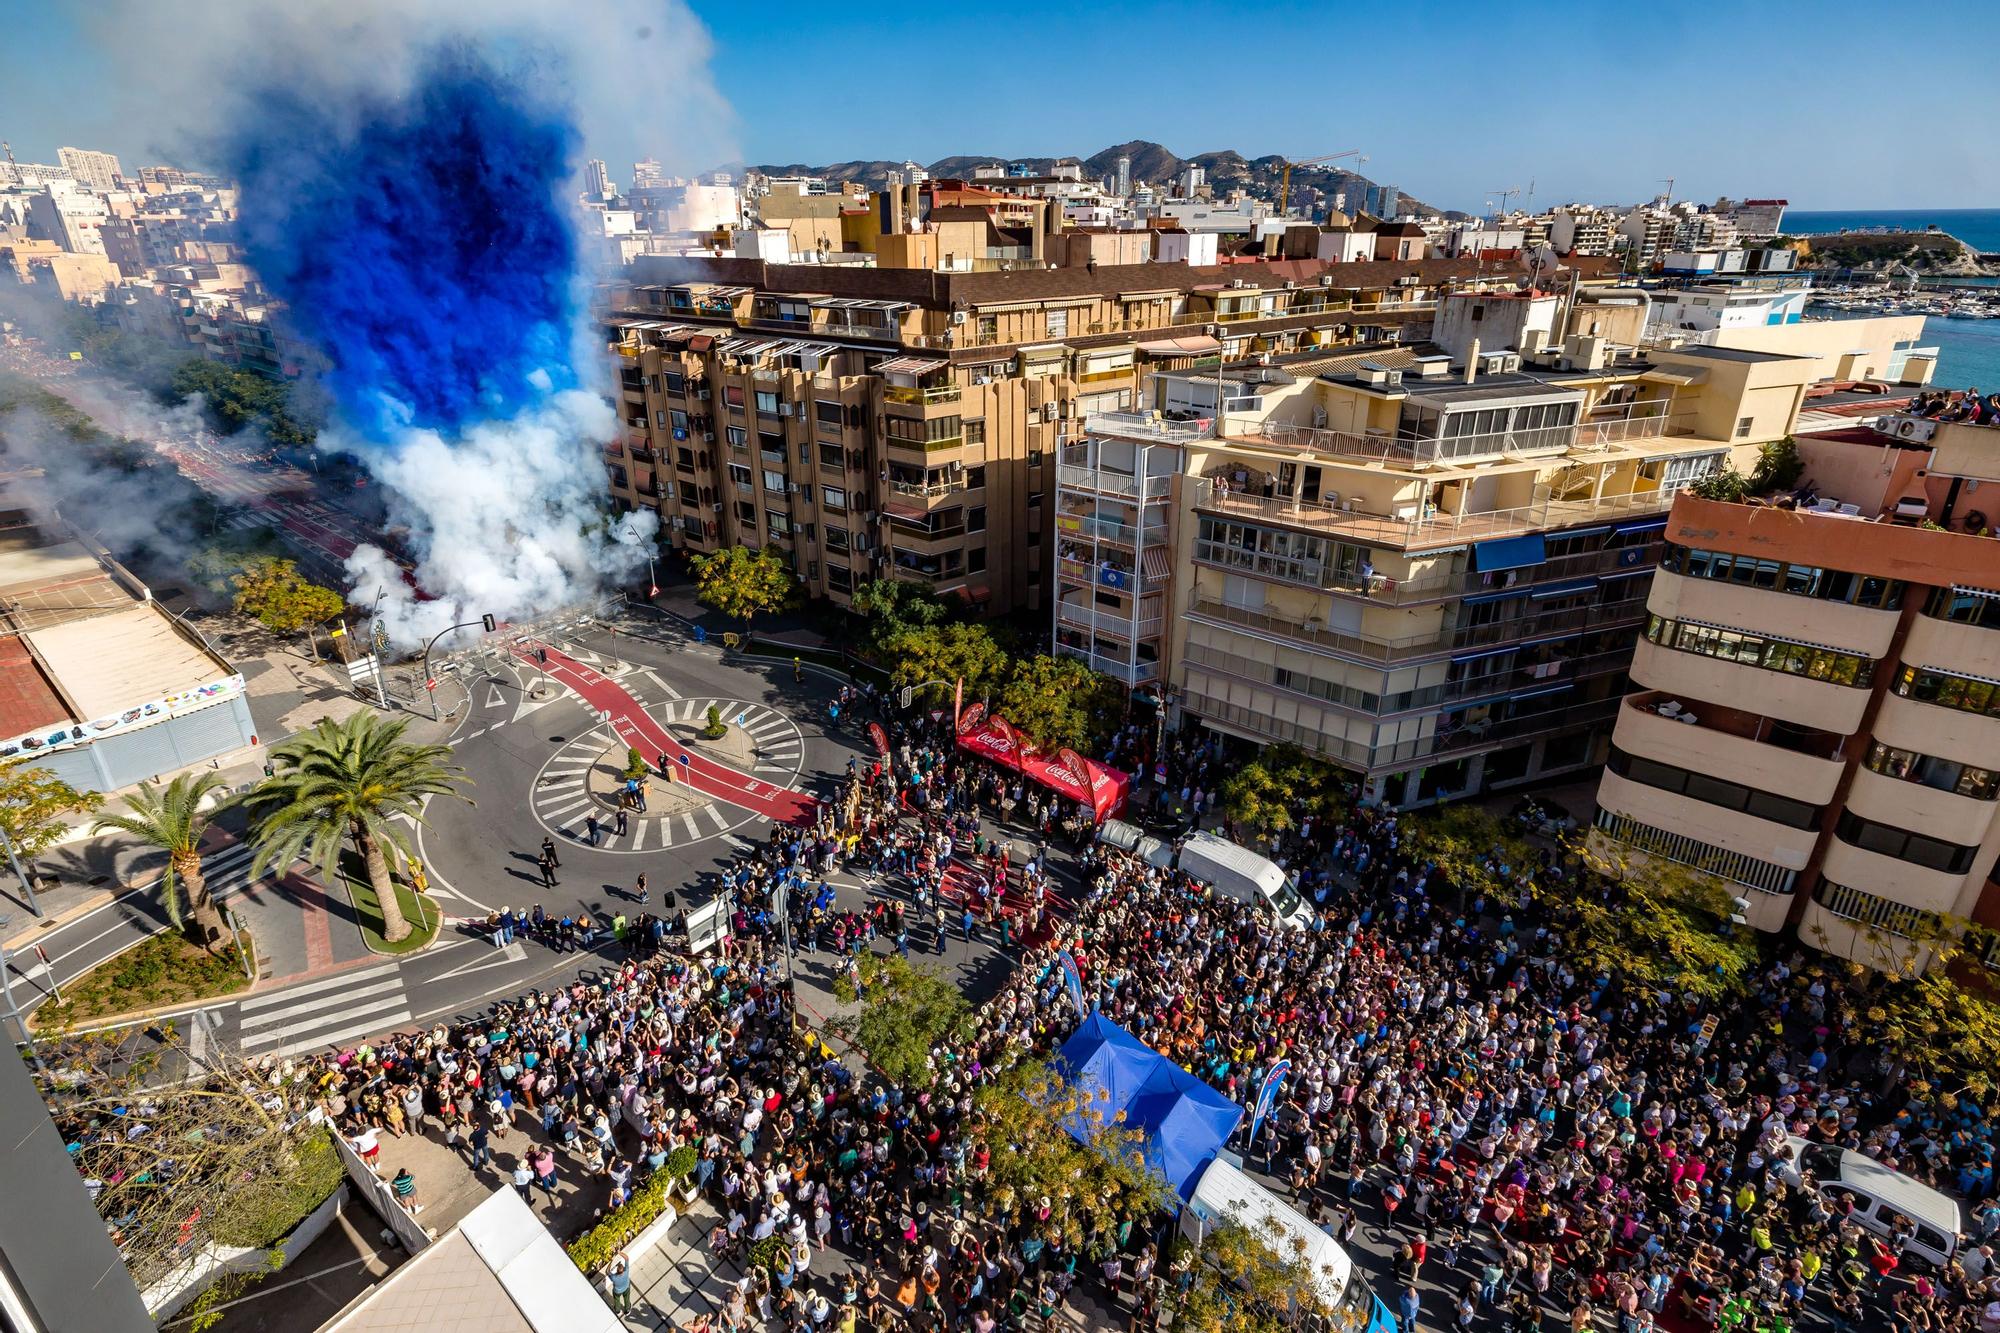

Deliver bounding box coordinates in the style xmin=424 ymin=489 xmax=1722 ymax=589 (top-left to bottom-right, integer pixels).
xmin=1645 ymin=615 xmax=1875 ymax=687
xmin=1863 ymin=739 xmax=2000 ymax=800
xmin=726 ymin=426 xmax=747 ymax=448
xmin=822 ymin=486 xmax=847 ymax=512
xmin=1662 ymin=543 xmax=1902 ymax=608
xmin=1046 ymin=308 xmax=1069 ymax=338
xmin=664 ymin=371 xmax=686 ymax=396
xmin=966 ymin=465 xmax=987 ymax=489
xmin=1735 ymin=416 xmax=1754 ymax=439
xmin=824 ymin=527 xmax=850 ymax=554
xmin=977 ymin=315 xmax=998 ymax=342
xmin=724 ymin=385 xmax=745 ymax=408
xmin=669 ymin=409 xmax=688 ymax=433
xmin=1593 ymin=808 xmax=1797 ymax=896
xmin=763 ymin=469 xmax=786 ymax=493
xmin=818 ymin=441 xmax=846 ymax=470
xmin=767 ymin=510 xmax=792 ymax=536
xmin=884 ymin=415 xmax=963 ymax=446
xmin=728 ymin=463 xmax=752 ymax=488
xmin=1925 ymin=585 xmax=2000 ymax=630
xmin=1834 ymin=811 xmax=1980 ymax=874
xmin=826 ymin=564 xmax=853 ymax=594
xmin=1605 ymin=746 xmax=1822 ymax=828
xmin=1027 ymin=449 xmax=1044 ymax=468
xmin=816 ymin=399 xmax=845 ymax=426
xmin=968 ymin=547 xmax=987 ymax=574
xmin=675 ymin=447 xmax=696 ymax=471
xmin=1813 ymin=880 xmax=1941 ymax=941
xmin=967 ymin=506 xmax=987 ymax=533
xmin=755 ymin=390 xmax=780 ymax=415
xmin=1892 ymin=662 xmax=2000 ymax=718
xmin=964 ymin=420 xmax=986 ymax=447
xmin=735 ymin=500 xmax=757 ymax=525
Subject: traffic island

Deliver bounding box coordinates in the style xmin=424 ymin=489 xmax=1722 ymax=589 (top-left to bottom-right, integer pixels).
xmin=27 ymin=930 xmax=255 ymax=1032
xmin=339 ymin=857 xmax=441 ymax=955
xmin=582 ymin=746 xmax=711 ymax=818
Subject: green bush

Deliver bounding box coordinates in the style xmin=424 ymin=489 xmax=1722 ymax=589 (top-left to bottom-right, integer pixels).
xmin=700 ymin=704 xmax=726 ymax=740
xmin=622 ymin=747 xmax=650 ymax=781
xmin=1688 ymin=467 xmax=1751 ymax=503
xmin=748 ymin=1234 xmax=788 ymax=1273
xmin=32 ymin=931 xmax=251 ymax=1030
xmin=567 ymin=1159 xmax=683 ymax=1273
xmin=665 ymin=1145 xmax=699 ymax=1181
xmin=213 ymin=1126 xmax=345 ymax=1247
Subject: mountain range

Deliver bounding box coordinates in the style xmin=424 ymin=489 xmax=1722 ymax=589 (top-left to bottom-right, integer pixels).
xmin=744 ymin=140 xmax=1467 ymax=220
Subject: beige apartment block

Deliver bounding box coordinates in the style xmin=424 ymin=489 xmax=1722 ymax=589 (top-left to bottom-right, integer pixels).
xmin=1591 ymin=447 xmax=2000 ymax=975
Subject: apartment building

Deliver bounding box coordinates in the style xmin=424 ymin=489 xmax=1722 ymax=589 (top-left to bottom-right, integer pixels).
xmin=605 ymin=252 xmax=1520 ymax=615
xmin=1067 ymin=289 xmax=1837 ymax=805
xmin=1591 ymin=414 xmax=2000 ymax=973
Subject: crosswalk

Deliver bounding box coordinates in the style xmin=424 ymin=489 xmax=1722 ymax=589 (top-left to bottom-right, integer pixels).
xmin=648 ymin=698 xmax=804 ymax=776
xmin=236 ymin=960 xmax=411 ymax=1058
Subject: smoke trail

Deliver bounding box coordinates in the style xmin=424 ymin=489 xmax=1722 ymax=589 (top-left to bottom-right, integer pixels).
xmin=90 ymin=1 xmax=734 ymax=647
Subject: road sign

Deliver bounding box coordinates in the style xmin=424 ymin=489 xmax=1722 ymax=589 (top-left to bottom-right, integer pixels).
xmin=685 ymin=900 xmax=729 ymax=955
xmin=425 ymin=679 xmax=437 ymax=691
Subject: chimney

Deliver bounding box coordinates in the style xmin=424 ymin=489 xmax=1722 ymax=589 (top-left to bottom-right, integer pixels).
xmin=1464 ymin=337 xmax=1480 ymax=385
xmin=903 ymin=180 xmax=922 ymax=233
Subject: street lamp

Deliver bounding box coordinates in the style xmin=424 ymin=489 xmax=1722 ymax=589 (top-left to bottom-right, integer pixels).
xmin=419 ymin=613 xmax=498 ymax=720
xmin=0 ymin=916 xmax=45 ymax=1071
xmin=0 ymin=821 xmax=43 ymax=917
xmin=898 ymin=680 xmax=953 ymax=710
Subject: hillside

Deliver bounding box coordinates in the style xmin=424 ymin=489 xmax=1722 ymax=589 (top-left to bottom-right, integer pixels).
xmin=746 ymin=140 xmax=1464 ymax=219
xmin=1784 ymin=231 xmax=2000 ymax=277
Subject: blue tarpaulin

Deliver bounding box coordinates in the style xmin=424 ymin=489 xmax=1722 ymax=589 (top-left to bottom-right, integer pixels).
xmin=1052 ymin=1013 xmax=1245 ymax=1201
xmin=1471 ymin=533 xmax=1546 ymax=572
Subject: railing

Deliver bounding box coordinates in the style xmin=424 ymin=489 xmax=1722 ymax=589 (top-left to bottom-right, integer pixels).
xmin=1449 ymin=594 xmax=1649 ymax=651
xmin=883 ymin=384 xmax=962 ymax=405
xmin=1084 ymin=411 xmax=1214 ymax=442
xmin=1432 ymin=696 xmax=1621 ymax=753
xmin=1195 ymin=478 xmax=1678 ymax=550
xmin=1185 ymin=598 xmax=1446 ymax=664
xmin=1055 ymin=642 xmax=1160 ymax=685
xmin=1624 ymin=691 xmax=1846 ymax=761
xmin=949 ymin=296 xmax=1445 ymax=351
xmin=1055 ymin=463 xmax=1175 ymax=500
xmin=884 ymin=434 xmax=965 ymax=454
xmin=888 ymin=477 xmax=970 ymax=498
xmin=1057 ymin=602 xmax=1166 ymax=640
xmin=1056 ymin=557 xmax=1153 ymax=595
xmin=1055 ymin=512 xmax=1168 ymax=546
xmin=629 ymin=446 xmax=657 ymax=465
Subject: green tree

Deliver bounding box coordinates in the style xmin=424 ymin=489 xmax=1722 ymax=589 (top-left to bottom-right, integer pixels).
xmin=1803 ymin=918 xmax=2000 ymax=1100
xmin=884 ymin=621 xmax=1010 ymax=703
xmin=1750 ymin=436 xmax=1804 ymax=493
xmin=691 ymin=545 xmax=799 ymax=626
xmin=1218 ymin=745 xmax=1349 ymax=838
xmin=1688 ymin=466 xmax=1752 ymax=502
xmin=850 ymin=578 xmax=949 ymax=655
xmin=622 ymin=747 xmax=650 ymax=781
xmin=1404 ymin=804 xmax=1530 ymax=908
xmin=832 ymin=955 xmax=978 ymax=1092
xmin=997 ymin=654 xmax=1123 ymax=754
xmin=972 ymin=1060 xmax=1174 ymax=1246
xmin=0 ymin=758 xmax=100 ymax=892
xmin=1166 ymin=1220 xmax=1349 ymax=1333
xmin=1561 ymin=838 xmax=1762 ymax=1003
xmin=247 ymin=713 xmax=469 ymax=943
xmin=232 ymin=556 xmax=345 ymax=658
xmin=89 ymin=771 xmax=233 ymax=946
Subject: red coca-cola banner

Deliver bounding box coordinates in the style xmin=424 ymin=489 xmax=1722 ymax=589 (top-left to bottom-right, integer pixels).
xmin=956 ymin=701 xmax=987 ymax=735
xmin=867 ymin=721 xmax=890 ymax=756
xmin=955 ymin=716 xmax=1129 ymax=822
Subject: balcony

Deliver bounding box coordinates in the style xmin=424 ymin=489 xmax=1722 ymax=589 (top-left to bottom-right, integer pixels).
xmin=1238 ymin=411 xmax=1686 ymax=468
xmin=888 ymin=476 xmax=971 ymax=500
xmin=883 ymin=383 xmax=962 ymax=406
xmin=1054 ymin=452 xmax=1174 ymax=501
xmin=1196 ymin=478 xmax=1678 ymax=553
xmin=1056 ymin=511 xmax=1167 ymax=547
xmin=1084 ymin=411 xmax=1214 ymax=443
xmin=1057 ymin=557 xmax=1156 ymax=597
xmin=1433 ymin=696 xmax=1621 ymax=753
xmin=884 ymin=433 xmax=965 ymax=455
xmin=1186 ymin=597 xmax=1445 ymax=664
xmin=1616 ymin=691 xmax=1846 ymax=806
xmin=629 ymin=446 xmax=657 ymax=465
xmin=1057 ymin=600 xmax=1165 ymax=642
xmin=1055 ymin=642 xmax=1159 ymax=686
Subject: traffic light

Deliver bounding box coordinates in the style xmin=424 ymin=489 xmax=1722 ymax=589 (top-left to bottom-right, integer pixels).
xmin=481 ymin=613 xmax=497 ymax=632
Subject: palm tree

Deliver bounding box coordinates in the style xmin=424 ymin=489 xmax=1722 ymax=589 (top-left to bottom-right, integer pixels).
xmin=247 ymin=713 xmax=469 ymax=943
xmin=90 ymin=772 xmax=233 ymax=947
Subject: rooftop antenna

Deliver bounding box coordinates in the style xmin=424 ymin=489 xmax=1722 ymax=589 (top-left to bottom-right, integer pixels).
xmin=1660 ymin=177 xmax=1676 ymax=207
xmin=1 ymin=142 xmax=15 ymax=168
xmin=1490 ymin=186 xmax=1521 ymax=223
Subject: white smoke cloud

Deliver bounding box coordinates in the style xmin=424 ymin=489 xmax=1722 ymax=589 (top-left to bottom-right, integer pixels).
xmin=78 ymin=0 xmax=736 ymax=649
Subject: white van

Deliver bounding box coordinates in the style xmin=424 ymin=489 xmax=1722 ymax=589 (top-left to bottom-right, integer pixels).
xmin=1175 ymin=833 xmax=1313 ymax=929
xmin=1181 ymin=1158 xmax=1393 ymax=1330
xmin=1777 ymin=1135 xmax=1962 ymax=1267
xmin=1096 ymin=818 xmax=1175 ymax=870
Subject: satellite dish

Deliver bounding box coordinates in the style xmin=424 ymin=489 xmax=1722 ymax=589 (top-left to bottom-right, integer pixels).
xmin=1521 ymin=244 xmax=1560 ymax=288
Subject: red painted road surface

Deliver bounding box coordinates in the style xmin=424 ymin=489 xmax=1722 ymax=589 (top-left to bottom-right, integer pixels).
xmin=511 ymin=640 xmax=817 ymax=827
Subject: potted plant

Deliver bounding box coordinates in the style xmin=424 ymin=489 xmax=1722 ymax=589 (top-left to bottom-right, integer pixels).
xmin=666 ymin=1145 xmax=701 ymax=1204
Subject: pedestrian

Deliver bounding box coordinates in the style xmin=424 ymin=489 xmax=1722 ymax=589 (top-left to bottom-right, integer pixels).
xmin=608 ymin=1254 xmax=634 ymax=1313
xmin=615 ymin=806 xmax=629 ymax=837
xmin=586 ymin=813 xmax=601 ymax=846
xmin=635 ymin=872 xmax=649 ymax=906
xmin=539 ymin=835 xmax=559 ymax=868
xmin=538 ymin=850 xmax=557 ymax=889
xmin=533 ymin=1147 xmax=558 ymax=1200
xmin=468 ymin=1122 xmax=491 ymax=1169
xmin=512 ymin=1157 xmax=534 ymax=1202
xmin=794 ymin=656 xmax=803 ymax=683
xmin=391 ymin=1167 xmax=423 ymax=1215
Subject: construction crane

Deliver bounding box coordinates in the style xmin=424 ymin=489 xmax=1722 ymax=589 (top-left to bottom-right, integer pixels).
xmin=1278 ymin=149 xmax=1366 ymax=216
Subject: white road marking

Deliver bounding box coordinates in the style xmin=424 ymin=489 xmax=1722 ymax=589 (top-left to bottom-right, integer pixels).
xmin=238 ymin=962 xmax=400 ymax=1012
xmin=632 ymin=821 xmax=649 ymax=852
xmin=242 ymin=992 xmax=409 ymax=1049
xmin=680 ymin=812 xmax=700 ymax=842
xmin=702 ymin=804 xmax=731 ymax=833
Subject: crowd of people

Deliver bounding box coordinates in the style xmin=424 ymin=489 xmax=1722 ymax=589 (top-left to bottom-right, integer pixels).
xmin=248 ymin=687 xmax=2000 ymax=1333
xmin=1910 ymin=388 xmax=2000 ymax=427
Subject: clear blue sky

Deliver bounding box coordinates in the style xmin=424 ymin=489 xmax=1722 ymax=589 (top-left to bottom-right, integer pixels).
xmin=9 ymin=0 xmax=1995 ymax=213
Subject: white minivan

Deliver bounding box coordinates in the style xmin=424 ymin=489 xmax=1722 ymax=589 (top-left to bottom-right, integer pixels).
xmin=1174 ymin=833 xmax=1314 ymax=930
xmin=1777 ymin=1135 xmax=1962 ymax=1268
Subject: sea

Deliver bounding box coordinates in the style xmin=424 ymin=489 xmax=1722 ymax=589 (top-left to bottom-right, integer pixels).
xmin=1786 ymin=208 xmax=2000 ymax=389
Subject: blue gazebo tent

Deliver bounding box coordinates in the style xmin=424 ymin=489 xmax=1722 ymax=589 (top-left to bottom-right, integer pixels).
xmin=1051 ymin=1012 xmax=1244 ymax=1201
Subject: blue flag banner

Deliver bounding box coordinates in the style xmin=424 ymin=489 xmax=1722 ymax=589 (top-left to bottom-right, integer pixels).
xmin=1249 ymin=1058 xmax=1291 ymax=1145
xmin=1056 ymin=950 xmax=1086 ymax=1018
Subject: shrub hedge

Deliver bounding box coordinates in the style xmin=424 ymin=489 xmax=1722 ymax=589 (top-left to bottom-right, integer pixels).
xmin=565 ymin=1147 xmax=699 ymax=1273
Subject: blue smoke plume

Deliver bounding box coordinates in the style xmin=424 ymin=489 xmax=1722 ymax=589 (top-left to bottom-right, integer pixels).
xmin=220 ymin=49 xmax=580 ymax=440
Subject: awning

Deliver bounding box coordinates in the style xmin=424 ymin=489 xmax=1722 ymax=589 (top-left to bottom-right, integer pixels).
xmin=1451 ymin=644 xmax=1520 ymax=665
xmin=874 ymin=356 xmax=947 ymax=376
xmin=882 ymin=499 xmax=928 ymax=521
xmin=1137 ymin=335 xmax=1223 ymax=355
xmin=1640 ymin=369 xmax=1703 ymax=387
xmin=1599 ymin=566 xmax=1653 ymax=581
xmin=1461 ymin=587 xmax=1532 ymax=606
xmin=686 ymin=334 xmax=716 ymax=352
xmin=1551 ymin=525 xmax=1612 ymax=540
xmin=1506 ymin=682 xmax=1575 ymax=702
xmin=954 ymin=584 xmax=993 ymax=605
xmin=1531 ymin=579 xmax=1600 ymax=599
xmin=1949 ymin=585 xmax=2000 ymax=600
xmin=1141 ymin=547 xmax=1172 ymax=581
xmin=1471 ymin=533 xmax=1547 ymax=573
xmin=1614 ymin=517 xmax=1670 ymax=535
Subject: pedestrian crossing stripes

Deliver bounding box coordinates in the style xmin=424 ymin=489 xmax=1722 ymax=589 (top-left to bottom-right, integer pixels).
xmin=237 ymin=961 xmax=410 ymax=1058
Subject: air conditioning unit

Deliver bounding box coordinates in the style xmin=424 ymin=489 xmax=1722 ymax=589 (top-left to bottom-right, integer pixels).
xmin=697 ymin=388 xmax=711 ymax=399
xmin=1229 ymin=278 xmax=1247 ymax=289
xmin=1319 ymin=274 xmax=1335 ymax=287
xmin=1205 ymin=325 xmax=1221 ymax=338
xmin=1396 ymin=275 xmax=1421 ymax=287
xmin=951 ymin=310 xmax=968 ymax=325
xmin=702 ymin=431 xmax=715 ymax=442
xmin=779 ymin=403 xmax=794 ymax=417
xmin=1041 ymin=402 xmax=1059 ymax=422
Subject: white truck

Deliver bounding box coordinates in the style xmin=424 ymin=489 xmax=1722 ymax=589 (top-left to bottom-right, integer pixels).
xmin=1174 ymin=832 xmax=1314 ymax=929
